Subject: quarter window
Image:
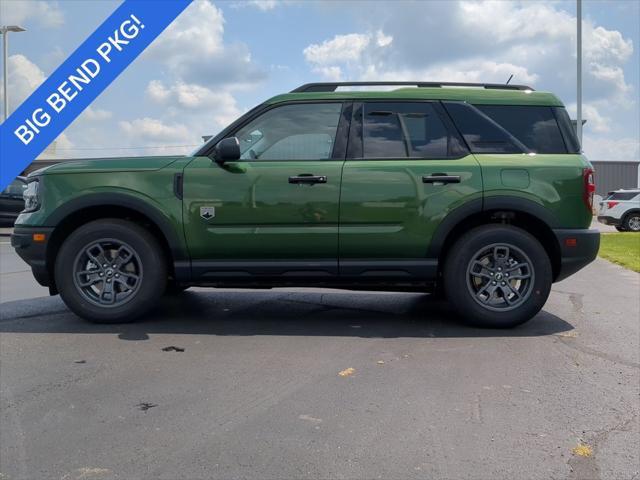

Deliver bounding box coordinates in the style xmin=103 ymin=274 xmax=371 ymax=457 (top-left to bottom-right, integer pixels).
xmin=444 ymin=102 xmax=571 ymax=154
xmin=362 ymin=102 xmax=463 ymax=159
xmin=234 ymin=103 xmax=343 ymax=161
xmin=476 ymin=105 xmax=567 ymax=154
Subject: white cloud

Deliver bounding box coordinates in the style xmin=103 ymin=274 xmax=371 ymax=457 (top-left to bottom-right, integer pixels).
xmin=247 ymin=0 xmax=279 ymax=11
xmin=145 ymin=80 xmax=241 ymax=125
xmin=0 ymin=54 xmax=45 ymax=113
xmin=363 ymin=60 xmax=538 ymax=85
xmin=304 ymin=33 xmax=373 ymax=65
xmin=0 ymin=0 xmax=64 ymax=28
xmin=375 ymin=30 xmax=393 ymax=48
xmin=583 ymin=137 xmax=640 ymax=162
xmin=567 ymin=102 xmax=611 ymax=134
xmin=302 ymin=1 xmax=637 ymax=161
xmin=111 ymin=0 xmax=263 ymax=155
xmin=146 ymin=0 xmax=264 ymax=86
xmin=82 ymin=107 xmax=113 ymax=121
xmin=230 ymin=0 xmax=290 ymax=10
xmin=119 ymin=117 xmax=192 ymax=143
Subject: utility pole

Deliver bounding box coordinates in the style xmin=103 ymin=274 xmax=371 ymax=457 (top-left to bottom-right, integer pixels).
xmin=576 ymin=0 xmax=583 ymax=147
xmin=1 ymin=25 xmax=26 ymax=122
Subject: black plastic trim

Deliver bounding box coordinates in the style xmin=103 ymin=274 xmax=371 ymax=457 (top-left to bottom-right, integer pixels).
xmin=426 ymin=198 xmax=484 ymax=258
xmin=11 ymin=226 xmax=55 ymax=288
xmin=173 ymin=173 xmax=183 ymax=200
xmin=483 ymin=196 xmax=560 ymax=228
xmin=44 ymin=192 xmax=189 ymax=263
xmin=552 ymin=228 xmax=600 ymax=282
xmin=192 ymin=260 xmax=338 ymax=279
xmin=340 ymin=259 xmax=438 ymax=279
xmin=597 ymin=215 xmax=620 ymax=226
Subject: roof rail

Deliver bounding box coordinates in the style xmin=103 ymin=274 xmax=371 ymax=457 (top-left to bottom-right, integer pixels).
xmin=291 ymin=81 xmax=534 ymax=93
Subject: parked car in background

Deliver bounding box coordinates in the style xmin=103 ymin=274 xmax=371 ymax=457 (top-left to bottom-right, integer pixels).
xmin=0 ymin=176 xmax=27 ymax=226
xmin=598 ymin=189 xmax=640 ymax=232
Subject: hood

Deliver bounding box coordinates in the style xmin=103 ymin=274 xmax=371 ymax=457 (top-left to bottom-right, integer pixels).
xmin=33 ymin=156 xmax=183 ymax=176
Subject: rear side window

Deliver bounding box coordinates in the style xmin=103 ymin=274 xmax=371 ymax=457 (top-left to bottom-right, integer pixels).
xmin=362 ymin=102 xmax=465 ymax=159
xmin=607 ymin=192 xmax=639 ymax=201
xmin=444 ymin=102 xmax=572 ymax=154
xmin=443 ymin=102 xmax=525 ymax=154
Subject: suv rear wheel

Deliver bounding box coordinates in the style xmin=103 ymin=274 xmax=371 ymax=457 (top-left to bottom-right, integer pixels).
xmin=623 ymin=213 xmax=640 ymax=232
xmin=55 ymin=219 xmax=168 ymax=323
xmin=443 ymin=225 xmax=552 ymax=328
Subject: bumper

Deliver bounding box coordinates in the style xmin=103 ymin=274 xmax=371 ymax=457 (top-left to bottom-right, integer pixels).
xmin=597 ymin=215 xmax=620 ymax=226
xmin=553 ymin=228 xmax=600 ymax=282
xmin=11 ymin=226 xmax=55 ymax=288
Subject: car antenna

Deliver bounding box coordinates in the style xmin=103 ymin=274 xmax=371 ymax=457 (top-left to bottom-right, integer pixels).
xmin=506 ymin=74 xmax=514 ymax=85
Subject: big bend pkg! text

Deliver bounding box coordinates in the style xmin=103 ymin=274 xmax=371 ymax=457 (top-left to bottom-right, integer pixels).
xmin=13 ymin=14 xmax=145 ymax=146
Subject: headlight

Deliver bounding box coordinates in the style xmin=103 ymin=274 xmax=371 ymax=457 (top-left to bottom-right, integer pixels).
xmin=23 ymin=180 xmax=41 ymax=213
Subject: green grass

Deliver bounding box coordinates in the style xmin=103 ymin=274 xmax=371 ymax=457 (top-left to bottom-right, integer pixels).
xmin=599 ymin=233 xmax=640 ymax=272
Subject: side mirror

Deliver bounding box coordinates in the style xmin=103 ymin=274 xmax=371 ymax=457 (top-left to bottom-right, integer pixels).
xmin=214 ymin=137 xmax=241 ymax=164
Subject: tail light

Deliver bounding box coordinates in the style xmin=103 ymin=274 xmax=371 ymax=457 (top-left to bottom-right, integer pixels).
xmin=583 ymin=168 xmax=595 ymax=212
xmin=606 ymin=201 xmax=619 ymax=209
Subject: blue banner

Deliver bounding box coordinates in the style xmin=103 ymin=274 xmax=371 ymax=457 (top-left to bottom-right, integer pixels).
xmin=0 ymin=0 xmax=192 ymax=189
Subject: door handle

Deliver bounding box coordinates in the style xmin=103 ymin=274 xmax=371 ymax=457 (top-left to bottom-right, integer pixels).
xmin=422 ymin=173 xmax=461 ymax=184
xmin=288 ymin=174 xmax=328 ymax=185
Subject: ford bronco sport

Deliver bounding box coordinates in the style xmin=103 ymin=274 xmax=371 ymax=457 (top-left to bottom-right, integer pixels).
xmin=12 ymin=81 xmax=600 ymax=328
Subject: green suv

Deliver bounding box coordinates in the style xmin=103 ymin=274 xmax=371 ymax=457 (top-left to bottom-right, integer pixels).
xmin=12 ymin=81 xmax=600 ymax=328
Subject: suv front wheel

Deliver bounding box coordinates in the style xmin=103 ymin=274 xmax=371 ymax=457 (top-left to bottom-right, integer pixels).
xmin=55 ymin=219 xmax=168 ymax=323
xmin=444 ymin=225 xmax=552 ymax=328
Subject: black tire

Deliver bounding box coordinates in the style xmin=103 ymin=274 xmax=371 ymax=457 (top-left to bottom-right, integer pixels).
xmin=55 ymin=219 xmax=167 ymax=323
xmin=622 ymin=212 xmax=640 ymax=232
xmin=443 ymin=225 xmax=552 ymax=328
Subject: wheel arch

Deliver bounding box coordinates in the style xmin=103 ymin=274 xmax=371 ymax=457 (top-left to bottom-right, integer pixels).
xmin=429 ymin=196 xmax=562 ymax=280
xmin=45 ymin=193 xmax=189 ymax=292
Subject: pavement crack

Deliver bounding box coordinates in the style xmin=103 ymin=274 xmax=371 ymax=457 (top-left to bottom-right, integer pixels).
xmin=553 ymin=289 xmax=585 ymax=314
xmin=568 ymin=413 xmax=638 ymax=480
xmin=555 ymin=336 xmax=640 ymax=369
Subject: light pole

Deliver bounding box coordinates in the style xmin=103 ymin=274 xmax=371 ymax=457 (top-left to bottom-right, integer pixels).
xmin=1 ymin=25 xmax=26 ymax=122
xmin=576 ymin=0 xmax=583 ymax=147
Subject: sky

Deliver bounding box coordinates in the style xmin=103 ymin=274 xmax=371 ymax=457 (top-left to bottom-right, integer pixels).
xmin=0 ymin=0 xmax=638 ymax=161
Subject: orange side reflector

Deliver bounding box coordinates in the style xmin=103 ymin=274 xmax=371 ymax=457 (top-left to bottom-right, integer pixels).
xmin=565 ymin=238 xmax=577 ymax=247
xmin=32 ymin=233 xmax=46 ymax=243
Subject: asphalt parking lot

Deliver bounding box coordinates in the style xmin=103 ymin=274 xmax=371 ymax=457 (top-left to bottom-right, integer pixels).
xmin=1 ymin=238 xmax=639 ymax=479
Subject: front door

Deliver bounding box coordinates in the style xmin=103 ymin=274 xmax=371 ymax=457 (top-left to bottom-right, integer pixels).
xmin=339 ymin=101 xmax=483 ymax=278
xmin=183 ymin=101 xmax=347 ymax=278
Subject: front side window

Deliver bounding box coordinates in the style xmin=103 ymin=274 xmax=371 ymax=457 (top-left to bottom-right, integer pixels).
xmin=234 ymin=103 xmax=343 ymax=161
xmin=362 ymin=102 xmax=463 ymax=159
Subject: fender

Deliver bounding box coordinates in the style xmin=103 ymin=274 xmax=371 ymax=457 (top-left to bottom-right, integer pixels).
xmin=45 ymin=192 xmax=189 ymax=265
xmin=427 ymin=195 xmax=560 ymax=258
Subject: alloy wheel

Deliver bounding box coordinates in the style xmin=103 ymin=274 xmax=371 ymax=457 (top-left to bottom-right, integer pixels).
xmin=466 ymin=243 xmax=535 ymax=312
xmin=73 ymin=239 xmax=143 ymax=307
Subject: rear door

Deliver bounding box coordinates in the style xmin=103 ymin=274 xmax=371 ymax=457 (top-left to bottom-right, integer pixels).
xmin=183 ymin=101 xmax=349 ymax=278
xmin=338 ymin=101 xmax=483 ymax=278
